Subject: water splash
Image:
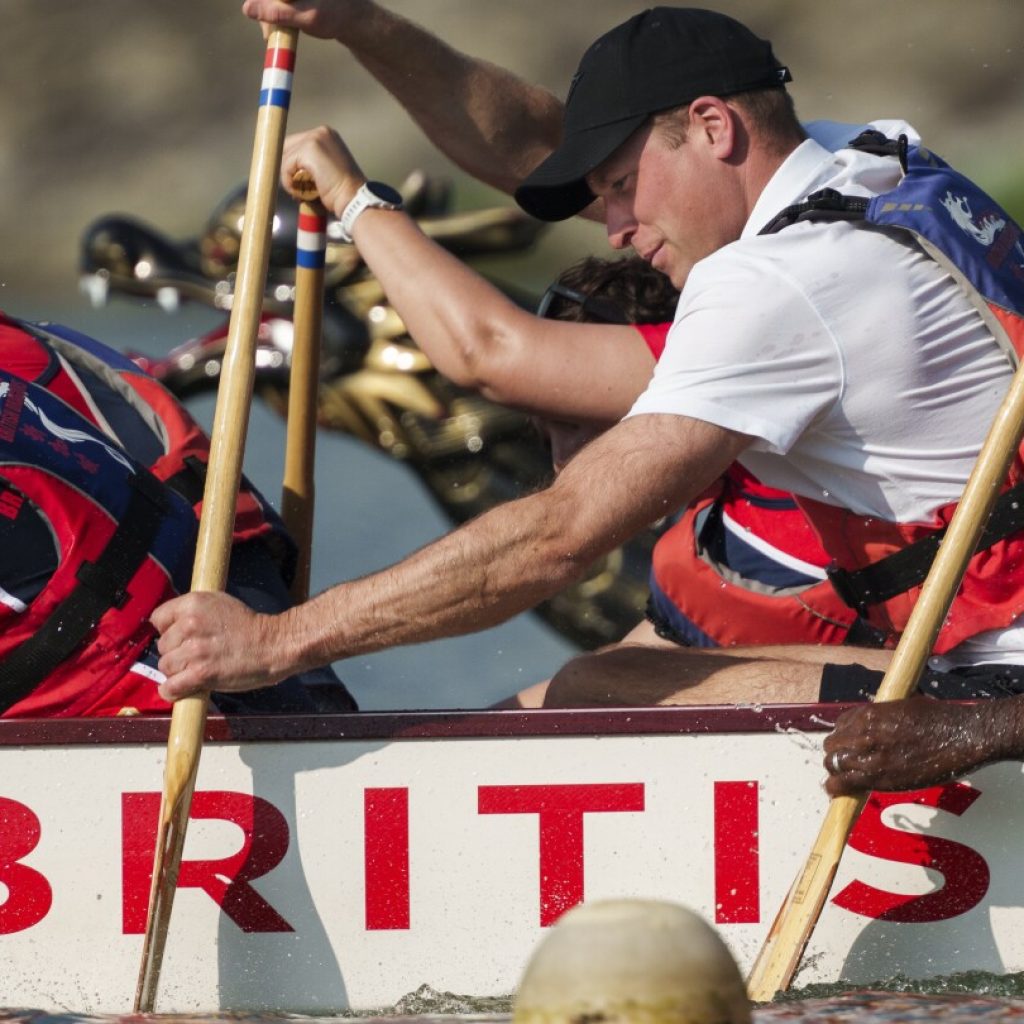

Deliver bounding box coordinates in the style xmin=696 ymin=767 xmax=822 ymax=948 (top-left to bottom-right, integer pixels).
xmin=7 ymin=976 xmax=1024 ymax=1024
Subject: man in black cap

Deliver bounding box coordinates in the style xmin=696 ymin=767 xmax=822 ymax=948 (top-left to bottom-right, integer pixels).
xmin=512 ymin=7 xmax=794 ymax=224
xmin=156 ymin=4 xmax=1024 ymax=790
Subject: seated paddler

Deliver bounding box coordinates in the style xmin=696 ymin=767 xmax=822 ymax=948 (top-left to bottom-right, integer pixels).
xmin=0 ymin=311 xmax=355 ymax=716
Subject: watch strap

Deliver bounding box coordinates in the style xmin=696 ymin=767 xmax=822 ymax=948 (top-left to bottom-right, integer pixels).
xmin=338 ymin=181 xmax=403 ymax=244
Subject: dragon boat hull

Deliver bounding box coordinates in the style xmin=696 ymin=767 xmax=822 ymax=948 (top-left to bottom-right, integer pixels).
xmin=0 ymin=705 xmax=1017 ymax=1012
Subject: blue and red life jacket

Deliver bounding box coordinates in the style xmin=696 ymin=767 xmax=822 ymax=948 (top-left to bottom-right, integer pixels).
xmin=0 ymin=369 xmax=196 ymax=716
xmin=0 ymin=313 xmax=295 ymax=572
xmin=0 ymin=313 xmax=297 ymax=716
xmin=762 ymin=133 xmax=1024 ymax=652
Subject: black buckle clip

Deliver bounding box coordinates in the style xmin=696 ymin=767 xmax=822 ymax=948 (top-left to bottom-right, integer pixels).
xmin=825 ymin=562 xmax=868 ymax=616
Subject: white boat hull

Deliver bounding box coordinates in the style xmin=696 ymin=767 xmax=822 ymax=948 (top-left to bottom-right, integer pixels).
xmin=0 ymin=706 xmax=1017 ymax=1012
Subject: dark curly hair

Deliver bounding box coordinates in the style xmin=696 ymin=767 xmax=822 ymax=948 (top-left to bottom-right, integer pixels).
xmin=540 ymin=254 xmax=680 ymax=325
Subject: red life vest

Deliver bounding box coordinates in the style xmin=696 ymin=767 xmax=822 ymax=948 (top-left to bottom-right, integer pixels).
xmin=635 ymin=323 xmax=858 ymax=645
xmin=762 ymin=136 xmax=1024 ymax=652
xmin=650 ymin=465 xmax=858 ymax=646
xmin=0 ymin=314 xmax=298 ymax=715
xmin=0 ymin=370 xmax=197 ymax=717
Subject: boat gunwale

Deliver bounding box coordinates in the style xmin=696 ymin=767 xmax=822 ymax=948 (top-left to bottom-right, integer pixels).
xmin=0 ymin=702 xmax=863 ymax=746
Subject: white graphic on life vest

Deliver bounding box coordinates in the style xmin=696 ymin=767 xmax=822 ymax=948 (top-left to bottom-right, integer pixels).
xmin=941 ymin=191 xmax=1006 ymax=246
xmin=0 ymin=380 xmax=136 ymax=474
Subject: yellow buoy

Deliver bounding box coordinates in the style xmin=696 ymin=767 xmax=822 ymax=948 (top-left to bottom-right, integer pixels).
xmin=513 ymin=899 xmax=751 ymax=1024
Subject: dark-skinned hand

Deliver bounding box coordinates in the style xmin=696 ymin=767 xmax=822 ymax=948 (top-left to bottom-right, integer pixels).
xmin=822 ymin=696 xmax=1013 ymax=796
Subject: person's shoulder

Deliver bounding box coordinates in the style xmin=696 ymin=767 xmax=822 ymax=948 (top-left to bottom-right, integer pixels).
xmin=700 ymin=224 xmax=845 ymax=280
xmin=803 ymin=118 xmax=922 ymax=152
xmin=678 ymin=239 xmax=832 ymax=334
xmin=686 ymin=216 xmax=896 ymax=335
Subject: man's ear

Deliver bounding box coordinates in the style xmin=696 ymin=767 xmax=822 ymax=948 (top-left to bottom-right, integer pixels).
xmin=686 ymin=96 xmax=736 ymax=158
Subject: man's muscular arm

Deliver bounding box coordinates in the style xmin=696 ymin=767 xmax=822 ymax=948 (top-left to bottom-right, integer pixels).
xmin=154 ymin=414 xmax=750 ymax=700
xmin=241 ymin=0 xmax=564 ymax=195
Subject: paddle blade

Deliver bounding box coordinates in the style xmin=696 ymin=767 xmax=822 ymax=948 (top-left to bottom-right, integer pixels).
xmin=133 ymin=817 xmax=184 ymax=1011
xmin=133 ymin=694 xmax=210 ymax=1011
xmin=745 ymin=792 xmax=864 ymax=1002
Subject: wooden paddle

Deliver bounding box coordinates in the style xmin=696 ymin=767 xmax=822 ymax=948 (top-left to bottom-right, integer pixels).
xmin=133 ymin=23 xmax=300 ymax=1012
xmin=746 ymin=349 xmax=1024 ymax=1002
xmin=280 ymin=172 xmax=327 ymax=602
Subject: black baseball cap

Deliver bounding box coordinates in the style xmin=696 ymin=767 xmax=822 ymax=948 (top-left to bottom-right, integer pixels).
xmin=514 ymin=7 xmax=791 ymax=222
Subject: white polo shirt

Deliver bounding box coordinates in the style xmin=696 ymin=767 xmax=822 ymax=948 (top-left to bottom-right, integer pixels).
xmin=627 ymin=122 xmax=1020 ymax=665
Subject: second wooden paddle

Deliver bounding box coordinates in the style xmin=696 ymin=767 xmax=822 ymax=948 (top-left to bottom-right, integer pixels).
xmin=281 ymin=171 xmax=326 ymax=602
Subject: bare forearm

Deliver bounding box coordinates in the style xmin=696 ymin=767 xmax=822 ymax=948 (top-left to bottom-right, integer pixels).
xmin=282 ymin=488 xmax=587 ymax=670
xmin=154 ymin=412 xmax=741 ymax=700
xmin=282 ymin=416 xmax=736 ymax=672
xmin=347 ymin=209 xmax=653 ymax=418
xmin=151 ymin=501 xmax=578 ymax=700
xmin=337 ymin=5 xmax=563 ymax=194
xmin=282 ymin=126 xmax=545 ymax=405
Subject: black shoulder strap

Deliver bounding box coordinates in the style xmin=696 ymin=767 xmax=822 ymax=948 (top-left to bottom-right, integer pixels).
xmin=759 ymin=188 xmax=870 ymax=235
xmin=163 ymin=453 xmax=208 ymax=505
xmin=759 ymin=130 xmax=910 ymax=237
xmin=0 ymin=467 xmax=172 ymax=712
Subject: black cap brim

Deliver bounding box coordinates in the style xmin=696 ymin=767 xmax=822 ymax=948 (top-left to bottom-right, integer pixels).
xmin=514 ymin=111 xmax=648 ymax=222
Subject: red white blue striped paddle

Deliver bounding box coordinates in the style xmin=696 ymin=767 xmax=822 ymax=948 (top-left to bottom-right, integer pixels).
xmin=134 ymin=21 xmax=301 ymax=1012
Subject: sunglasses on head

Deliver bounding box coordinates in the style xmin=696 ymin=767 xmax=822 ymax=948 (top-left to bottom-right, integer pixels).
xmin=535 ymin=282 xmax=630 ymax=325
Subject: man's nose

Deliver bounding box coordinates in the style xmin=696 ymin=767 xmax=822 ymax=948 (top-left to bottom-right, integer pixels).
xmin=605 ymin=205 xmax=637 ymax=251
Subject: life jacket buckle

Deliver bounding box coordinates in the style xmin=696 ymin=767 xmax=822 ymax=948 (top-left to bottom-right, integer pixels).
xmin=824 ymin=561 xmax=868 ymax=616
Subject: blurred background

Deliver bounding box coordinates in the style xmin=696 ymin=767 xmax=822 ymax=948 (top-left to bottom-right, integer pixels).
xmin=7 ymin=1 xmax=1023 ymax=308
xmin=2 ymin=1 xmax=1022 ymax=708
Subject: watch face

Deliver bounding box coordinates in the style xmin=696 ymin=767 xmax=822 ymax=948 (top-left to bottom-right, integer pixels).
xmin=366 ymin=181 xmax=404 ymax=206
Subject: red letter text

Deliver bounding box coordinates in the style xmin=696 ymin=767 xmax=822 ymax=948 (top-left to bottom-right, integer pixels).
xmin=122 ymin=790 xmax=294 ymax=933
xmin=832 ymin=783 xmax=989 ymax=922
xmin=479 ymin=783 xmax=644 ymax=926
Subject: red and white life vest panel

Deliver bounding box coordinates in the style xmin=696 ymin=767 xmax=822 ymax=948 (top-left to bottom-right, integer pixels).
xmin=649 ymin=465 xmax=858 ymax=646
xmin=635 ymin=323 xmax=858 ymax=646
xmin=0 ymin=313 xmax=294 ymax=573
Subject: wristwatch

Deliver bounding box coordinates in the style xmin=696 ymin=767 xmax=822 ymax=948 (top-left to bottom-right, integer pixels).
xmin=337 ymin=180 xmax=404 ymax=243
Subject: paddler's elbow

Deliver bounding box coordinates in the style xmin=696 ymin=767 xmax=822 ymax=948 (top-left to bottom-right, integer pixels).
xmin=533 ymin=521 xmax=605 ymax=593
xmin=446 ymin=320 xmax=527 ymax=404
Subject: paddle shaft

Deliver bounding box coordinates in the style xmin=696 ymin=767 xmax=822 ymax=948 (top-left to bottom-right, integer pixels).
xmin=133 ymin=24 xmax=300 ymax=1012
xmin=281 ymin=178 xmax=327 ymax=601
xmin=746 ymin=353 xmax=1024 ymax=1002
